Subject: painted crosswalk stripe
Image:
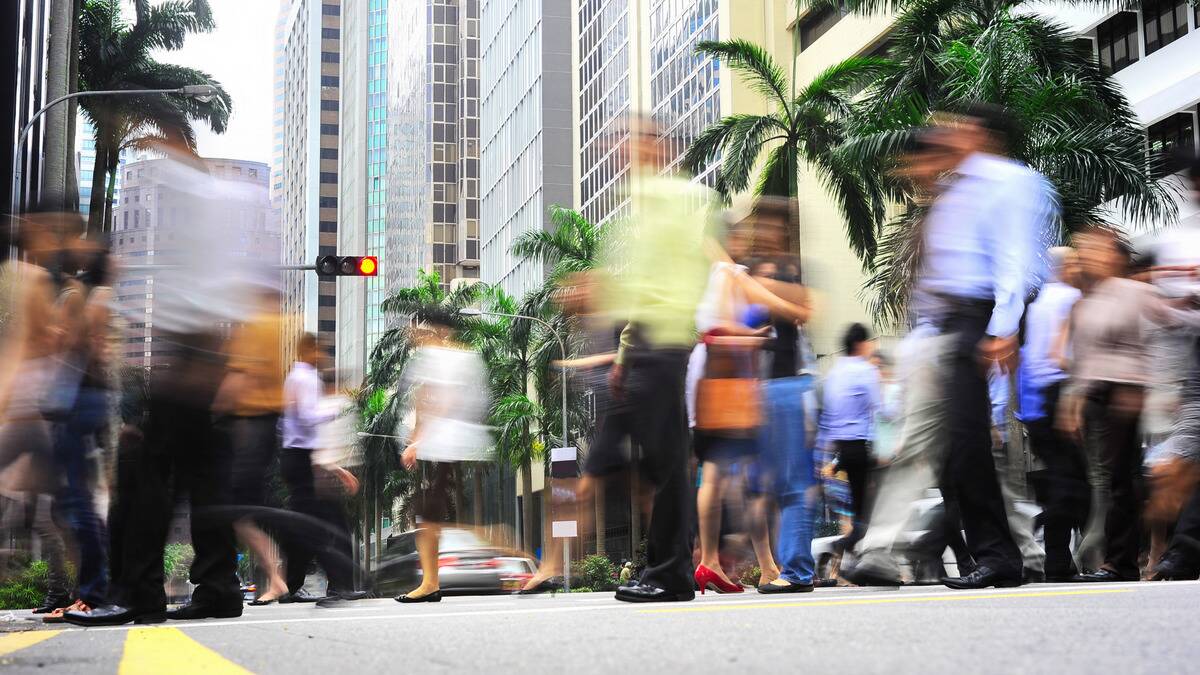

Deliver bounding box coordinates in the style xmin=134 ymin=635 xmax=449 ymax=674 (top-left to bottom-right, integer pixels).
xmin=119 ymin=627 xmax=252 ymax=675
xmin=0 ymin=629 xmax=61 ymax=658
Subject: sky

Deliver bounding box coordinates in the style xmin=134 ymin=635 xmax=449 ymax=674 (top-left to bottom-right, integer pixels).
xmin=156 ymin=0 xmax=279 ymax=166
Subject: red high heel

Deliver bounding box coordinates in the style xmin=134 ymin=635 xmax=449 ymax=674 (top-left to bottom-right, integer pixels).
xmin=694 ymin=564 xmax=744 ymax=594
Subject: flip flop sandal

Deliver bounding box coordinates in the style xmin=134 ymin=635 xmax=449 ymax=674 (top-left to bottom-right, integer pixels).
xmin=43 ymin=600 xmax=90 ymax=624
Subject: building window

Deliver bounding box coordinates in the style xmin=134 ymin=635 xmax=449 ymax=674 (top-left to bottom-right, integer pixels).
xmin=321 ymin=51 xmax=340 ymax=63
xmin=1096 ymin=11 xmax=1139 ymax=74
xmin=319 ymin=220 xmax=337 ymax=232
xmin=319 ymin=172 xmax=337 ymax=184
xmin=1142 ymin=0 xmax=1190 ymax=55
xmin=321 ymin=99 xmax=339 ymax=111
xmin=320 ymin=123 xmax=339 ymax=135
xmin=799 ymin=3 xmax=848 ymax=51
xmin=321 ymin=75 xmax=339 ymax=87
xmin=320 ymin=148 xmax=338 ymax=160
xmin=248 ymin=168 xmax=258 ymax=178
xmin=1147 ymin=111 xmax=1198 ymax=177
xmin=318 ymin=295 xmax=336 ymax=307
xmin=319 ymin=196 xmax=338 ymax=208
xmin=321 ymin=4 xmax=340 ymax=16
xmin=322 ymin=27 xmax=338 ymax=39
xmin=319 ymin=320 xmax=336 ymax=332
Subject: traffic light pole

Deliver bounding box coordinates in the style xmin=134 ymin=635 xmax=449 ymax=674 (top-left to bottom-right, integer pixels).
xmin=120 ymin=264 xmax=318 ymax=272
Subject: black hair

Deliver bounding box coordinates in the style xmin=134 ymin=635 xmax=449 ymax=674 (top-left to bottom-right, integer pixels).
xmin=842 ymin=323 xmax=871 ymax=355
xmin=953 ymin=101 xmax=1018 ymax=155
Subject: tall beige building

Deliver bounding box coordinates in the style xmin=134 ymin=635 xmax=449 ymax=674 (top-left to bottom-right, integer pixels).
xmin=280 ymin=0 xmax=343 ymax=363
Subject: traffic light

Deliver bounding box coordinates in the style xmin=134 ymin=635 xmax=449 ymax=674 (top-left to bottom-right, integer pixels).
xmin=315 ymin=255 xmax=378 ymax=277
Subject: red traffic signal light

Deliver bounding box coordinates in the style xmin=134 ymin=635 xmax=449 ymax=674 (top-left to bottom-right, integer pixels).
xmin=315 ymin=255 xmax=379 ymax=277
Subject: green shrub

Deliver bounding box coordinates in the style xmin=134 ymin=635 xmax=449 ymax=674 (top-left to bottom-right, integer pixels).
xmin=0 ymin=558 xmax=51 ymax=610
xmin=570 ymin=554 xmax=618 ymax=592
xmin=815 ymin=520 xmax=842 ymax=538
xmin=163 ymin=543 xmax=195 ymax=583
xmin=738 ymin=565 xmax=761 ymax=587
xmin=569 ymin=586 xmax=593 ymax=593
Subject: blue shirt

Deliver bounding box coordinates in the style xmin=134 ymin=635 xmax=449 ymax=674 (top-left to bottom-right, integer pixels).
xmin=1016 ymin=280 xmax=1081 ymax=421
xmin=817 ymin=356 xmax=881 ymax=446
xmin=914 ymin=153 xmax=1057 ymax=338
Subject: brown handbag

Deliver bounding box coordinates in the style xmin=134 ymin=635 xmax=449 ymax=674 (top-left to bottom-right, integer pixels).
xmin=694 ymin=339 xmax=762 ymax=432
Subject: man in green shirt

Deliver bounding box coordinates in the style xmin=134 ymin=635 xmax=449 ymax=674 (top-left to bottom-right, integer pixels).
xmin=600 ymin=118 xmax=716 ymax=603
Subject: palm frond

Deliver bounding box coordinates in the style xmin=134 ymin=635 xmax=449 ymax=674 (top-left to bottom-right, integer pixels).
xmin=696 ymin=39 xmax=793 ymax=117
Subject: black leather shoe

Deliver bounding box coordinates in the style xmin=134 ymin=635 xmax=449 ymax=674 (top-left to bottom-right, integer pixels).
xmin=315 ymin=591 xmax=369 ymax=608
xmin=279 ymin=589 xmax=325 ymax=604
xmin=756 ymin=580 xmax=814 ymax=594
xmin=1072 ymin=568 xmax=1134 ymax=583
xmin=941 ymin=565 xmax=1023 ymax=589
xmin=395 ymin=590 xmax=442 ymax=603
xmin=166 ymin=602 xmax=243 ymax=621
xmin=32 ymin=593 xmax=72 ymax=614
xmin=62 ymin=604 xmax=166 ymax=627
xmin=1022 ymin=567 xmax=1045 ymax=584
xmin=840 ymin=559 xmax=902 ymax=587
xmin=614 ymin=583 xmax=694 ymax=603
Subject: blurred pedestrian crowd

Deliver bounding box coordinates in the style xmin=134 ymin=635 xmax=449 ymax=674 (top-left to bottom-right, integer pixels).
xmin=3 ymin=107 xmax=1200 ymax=625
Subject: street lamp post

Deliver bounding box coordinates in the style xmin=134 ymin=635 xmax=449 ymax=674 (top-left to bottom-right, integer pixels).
xmin=8 ymin=84 xmax=220 ymax=256
xmin=458 ymin=307 xmax=574 ymax=591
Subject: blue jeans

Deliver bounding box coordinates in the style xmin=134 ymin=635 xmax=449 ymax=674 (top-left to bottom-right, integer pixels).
xmin=53 ymin=387 xmax=110 ymax=605
xmin=759 ymin=376 xmax=816 ymax=584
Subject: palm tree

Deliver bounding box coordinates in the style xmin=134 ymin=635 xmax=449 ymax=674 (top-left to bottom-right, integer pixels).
xmin=683 ymin=39 xmax=892 ymax=260
xmin=818 ymin=0 xmax=1179 ymax=323
xmin=78 ymin=0 xmax=232 ymax=238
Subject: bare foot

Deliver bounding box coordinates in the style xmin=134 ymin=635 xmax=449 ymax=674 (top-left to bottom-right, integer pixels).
xmin=758 ymin=567 xmax=780 ymax=587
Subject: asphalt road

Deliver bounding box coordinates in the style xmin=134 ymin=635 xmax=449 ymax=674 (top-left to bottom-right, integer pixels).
xmin=2 ymin=580 xmax=1196 ymax=674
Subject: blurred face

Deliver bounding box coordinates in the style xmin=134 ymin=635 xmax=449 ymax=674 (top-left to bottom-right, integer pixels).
xmin=895 ymin=139 xmax=960 ymax=193
xmin=1074 ymin=231 xmax=1123 ymax=282
xmin=1060 ymin=250 xmax=1082 ymax=288
xmin=752 ymin=261 xmax=778 ymax=279
xmin=725 ymin=227 xmax=751 ymax=262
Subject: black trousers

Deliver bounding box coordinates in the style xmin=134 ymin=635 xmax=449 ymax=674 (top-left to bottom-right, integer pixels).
xmin=1085 ymin=382 xmax=1144 ymax=578
xmin=1026 ymin=383 xmax=1090 ymax=577
xmin=937 ymin=305 xmax=1023 ymax=575
xmin=109 ymin=334 xmax=240 ymax=611
xmin=1166 ymin=485 xmax=1200 ymax=567
xmin=621 ymin=348 xmax=693 ymax=594
xmin=834 ymin=439 xmax=871 ymax=551
xmin=279 ymin=447 xmax=355 ymax=594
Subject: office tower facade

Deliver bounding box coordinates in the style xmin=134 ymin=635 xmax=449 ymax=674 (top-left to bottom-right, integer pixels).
xmin=479 ymin=0 xmax=573 ymax=297
xmin=385 ymin=0 xmax=482 ymax=295
xmin=281 ymin=0 xmax=342 ymax=363
xmin=74 ymin=114 xmax=126 ymax=218
xmin=336 ymin=0 xmax=391 ymax=384
xmin=111 ymin=158 xmax=280 ymax=369
xmin=271 ymin=0 xmax=293 ymax=206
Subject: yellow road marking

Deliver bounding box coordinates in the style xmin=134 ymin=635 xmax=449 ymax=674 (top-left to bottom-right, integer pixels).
xmin=119 ymin=627 xmax=253 ymax=675
xmin=0 ymin=630 xmax=61 ymax=657
xmin=640 ymin=588 xmax=1131 ymax=614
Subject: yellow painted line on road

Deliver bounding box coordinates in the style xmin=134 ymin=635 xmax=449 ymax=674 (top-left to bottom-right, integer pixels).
xmin=0 ymin=629 xmax=61 ymax=657
xmin=639 ymin=588 xmax=1131 ymax=614
xmin=119 ymin=627 xmax=253 ymax=675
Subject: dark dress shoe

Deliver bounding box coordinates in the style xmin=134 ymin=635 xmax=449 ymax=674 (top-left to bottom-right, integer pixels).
xmin=395 ymin=590 xmax=442 ymax=604
xmin=315 ymin=591 xmax=369 ymax=608
xmin=1022 ymin=568 xmax=1045 ymax=584
xmin=756 ymin=580 xmax=814 ymax=594
xmin=279 ymin=589 xmax=325 ymax=604
xmin=517 ymin=577 xmax=565 ymax=595
xmin=166 ymin=602 xmax=243 ymax=621
xmin=1151 ymin=554 xmax=1198 ymax=581
xmin=33 ymin=594 xmax=72 ymax=614
xmin=941 ymin=565 xmax=1023 ymax=590
xmin=62 ymin=604 xmax=166 ymax=627
xmin=840 ymin=560 xmax=902 ymax=587
xmin=614 ymin=583 xmax=694 ymax=603
xmin=1072 ymin=569 xmax=1133 ymax=583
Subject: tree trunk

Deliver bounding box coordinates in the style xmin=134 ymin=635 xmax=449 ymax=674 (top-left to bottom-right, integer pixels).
xmin=374 ymin=491 xmax=383 ymax=564
xmin=629 ymin=469 xmax=640 ymax=556
xmin=471 ymin=467 xmax=483 ymax=526
xmin=360 ymin=493 xmax=372 ymax=576
xmin=103 ymin=152 xmax=119 ymax=233
xmin=38 ymin=0 xmax=74 ymax=211
xmin=85 ymin=146 xmax=108 ymax=237
xmin=520 ymin=463 xmax=534 ymax=553
xmin=594 ymin=478 xmax=606 ymax=555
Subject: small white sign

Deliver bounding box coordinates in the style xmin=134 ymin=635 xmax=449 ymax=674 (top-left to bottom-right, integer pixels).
xmin=551 ymin=520 xmax=578 ymax=538
xmin=551 ymin=447 xmax=577 ymax=463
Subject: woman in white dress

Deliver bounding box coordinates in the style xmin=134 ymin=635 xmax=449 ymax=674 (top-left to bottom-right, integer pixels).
xmin=395 ymin=321 xmax=491 ymax=603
